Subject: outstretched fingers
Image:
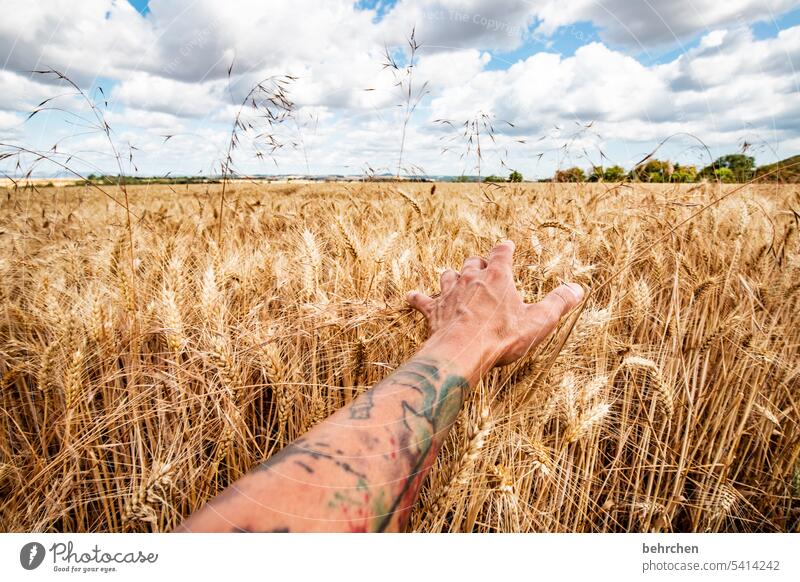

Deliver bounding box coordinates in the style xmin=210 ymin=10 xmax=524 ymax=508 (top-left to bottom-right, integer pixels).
xmin=530 ymin=283 xmax=585 ymax=332
xmin=487 ymin=240 xmax=515 ymax=273
xmin=406 ymin=290 xmax=434 ymax=316
xmin=461 ymin=256 xmax=487 ymax=273
xmin=440 ymin=269 xmax=458 ymax=293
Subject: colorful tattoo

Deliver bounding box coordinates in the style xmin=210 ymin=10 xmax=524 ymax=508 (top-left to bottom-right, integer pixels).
xmin=213 ymin=356 xmax=468 ymax=532
xmin=371 ymin=361 xmax=468 ymax=530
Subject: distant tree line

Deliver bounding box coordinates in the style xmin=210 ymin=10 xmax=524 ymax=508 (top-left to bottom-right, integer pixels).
xmin=80 ymin=154 xmax=798 ymax=185
xmin=84 ymin=174 xmax=221 ymax=185
xmin=552 ymin=154 xmax=799 ymax=184
xmin=483 ymin=170 xmax=523 ymax=183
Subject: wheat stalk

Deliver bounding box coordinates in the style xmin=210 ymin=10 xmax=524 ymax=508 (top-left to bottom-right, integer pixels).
xmin=1 ymin=180 xmax=797 ymax=533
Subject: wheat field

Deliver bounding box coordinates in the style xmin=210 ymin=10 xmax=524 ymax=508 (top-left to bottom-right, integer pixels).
xmin=0 ymin=181 xmax=798 ymax=532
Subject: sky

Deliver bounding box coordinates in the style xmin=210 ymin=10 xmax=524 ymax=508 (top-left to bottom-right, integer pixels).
xmin=1 ymin=0 xmax=799 ymax=178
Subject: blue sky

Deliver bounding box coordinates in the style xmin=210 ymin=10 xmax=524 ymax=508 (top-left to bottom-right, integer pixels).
xmin=1 ymin=0 xmax=799 ymax=177
xmin=128 ymin=0 xmax=150 ymax=16
xmin=121 ymin=1 xmax=800 ymax=80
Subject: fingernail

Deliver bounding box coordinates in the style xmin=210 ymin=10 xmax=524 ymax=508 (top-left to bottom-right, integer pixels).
xmin=500 ymin=239 xmax=514 ymax=247
xmin=565 ymin=282 xmax=584 ymax=301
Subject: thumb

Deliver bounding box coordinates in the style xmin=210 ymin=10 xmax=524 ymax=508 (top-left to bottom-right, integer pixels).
xmin=530 ymin=282 xmax=584 ymax=330
xmin=406 ymin=290 xmax=434 ymax=316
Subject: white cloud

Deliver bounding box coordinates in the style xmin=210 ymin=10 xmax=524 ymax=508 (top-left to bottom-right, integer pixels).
xmin=429 ymin=42 xmax=672 ymax=131
xmin=415 ymin=49 xmax=492 ymax=90
xmin=529 ymin=0 xmax=798 ymax=48
xmin=144 ymin=0 xmax=379 ymax=81
xmin=112 ymin=72 xmax=226 ymax=118
xmin=665 ymin=25 xmax=800 ymax=88
xmin=379 ymin=0 xmax=534 ymax=52
xmin=0 ymin=0 xmax=156 ymax=83
xmin=0 ymin=70 xmax=55 ymax=111
xmin=0 ymin=110 xmax=23 ymax=132
xmin=1 ymin=1 xmax=798 ymax=178
xmin=105 ymin=108 xmax=186 ymax=133
xmin=427 ymin=25 xmax=800 ymax=172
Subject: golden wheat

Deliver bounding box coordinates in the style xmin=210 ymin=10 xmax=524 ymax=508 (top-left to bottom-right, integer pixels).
xmin=0 ymin=181 xmax=797 ymax=532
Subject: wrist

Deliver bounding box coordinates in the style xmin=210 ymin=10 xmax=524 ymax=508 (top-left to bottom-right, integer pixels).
xmin=417 ymin=324 xmax=505 ymax=386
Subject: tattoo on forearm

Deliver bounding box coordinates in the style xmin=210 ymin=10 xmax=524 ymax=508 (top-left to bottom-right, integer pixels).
xmin=326 ymin=477 xmax=389 ymax=532
xmin=255 ymin=437 xmax=367 ymax=481
xmin=349 ymin=389 xmax=374 ymax=419
xmin=372 ymin=360 xmax=468 ymax=530
xmin=218 ymin=357 xmax=468 ymax=533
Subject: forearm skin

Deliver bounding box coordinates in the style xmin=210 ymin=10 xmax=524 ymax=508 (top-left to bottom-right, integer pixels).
xmin=177 ymin=330 xmax=492 ymax=532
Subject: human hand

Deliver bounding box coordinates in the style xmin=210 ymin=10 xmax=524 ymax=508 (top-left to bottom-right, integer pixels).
xmin=407 ymin=240 xmax=584 ymax=368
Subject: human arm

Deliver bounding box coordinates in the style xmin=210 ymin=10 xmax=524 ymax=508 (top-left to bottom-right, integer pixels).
xmin=176 ymin=240 xmax=584 ymax=532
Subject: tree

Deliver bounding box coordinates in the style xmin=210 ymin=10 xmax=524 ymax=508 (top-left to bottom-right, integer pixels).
xmin=700 ymin=154 xmax=755 ymax=182
xmin=554 ymin=167 xmax=586 ymax=182
xmin=670 ymin=163 xmax=697 ymax=183
xmin=712 ymin=167 xmax=736 ymax=183
xmin=484 ymin=175 xmax=505 ymax=183
xmin=586 ymin=165 xmax=626 ymax=182
xmin=630 ymin=159 xmax=673 ymax=182
xmin=587 ymin=166 xmax=604 ymax=182
xmin=508 ymin=170 xmax=523 ymax=182
xmin=753 ymin=154 xmax=800 ymax=183
xmin=603 ymin=165 xmax=626 ymax=182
